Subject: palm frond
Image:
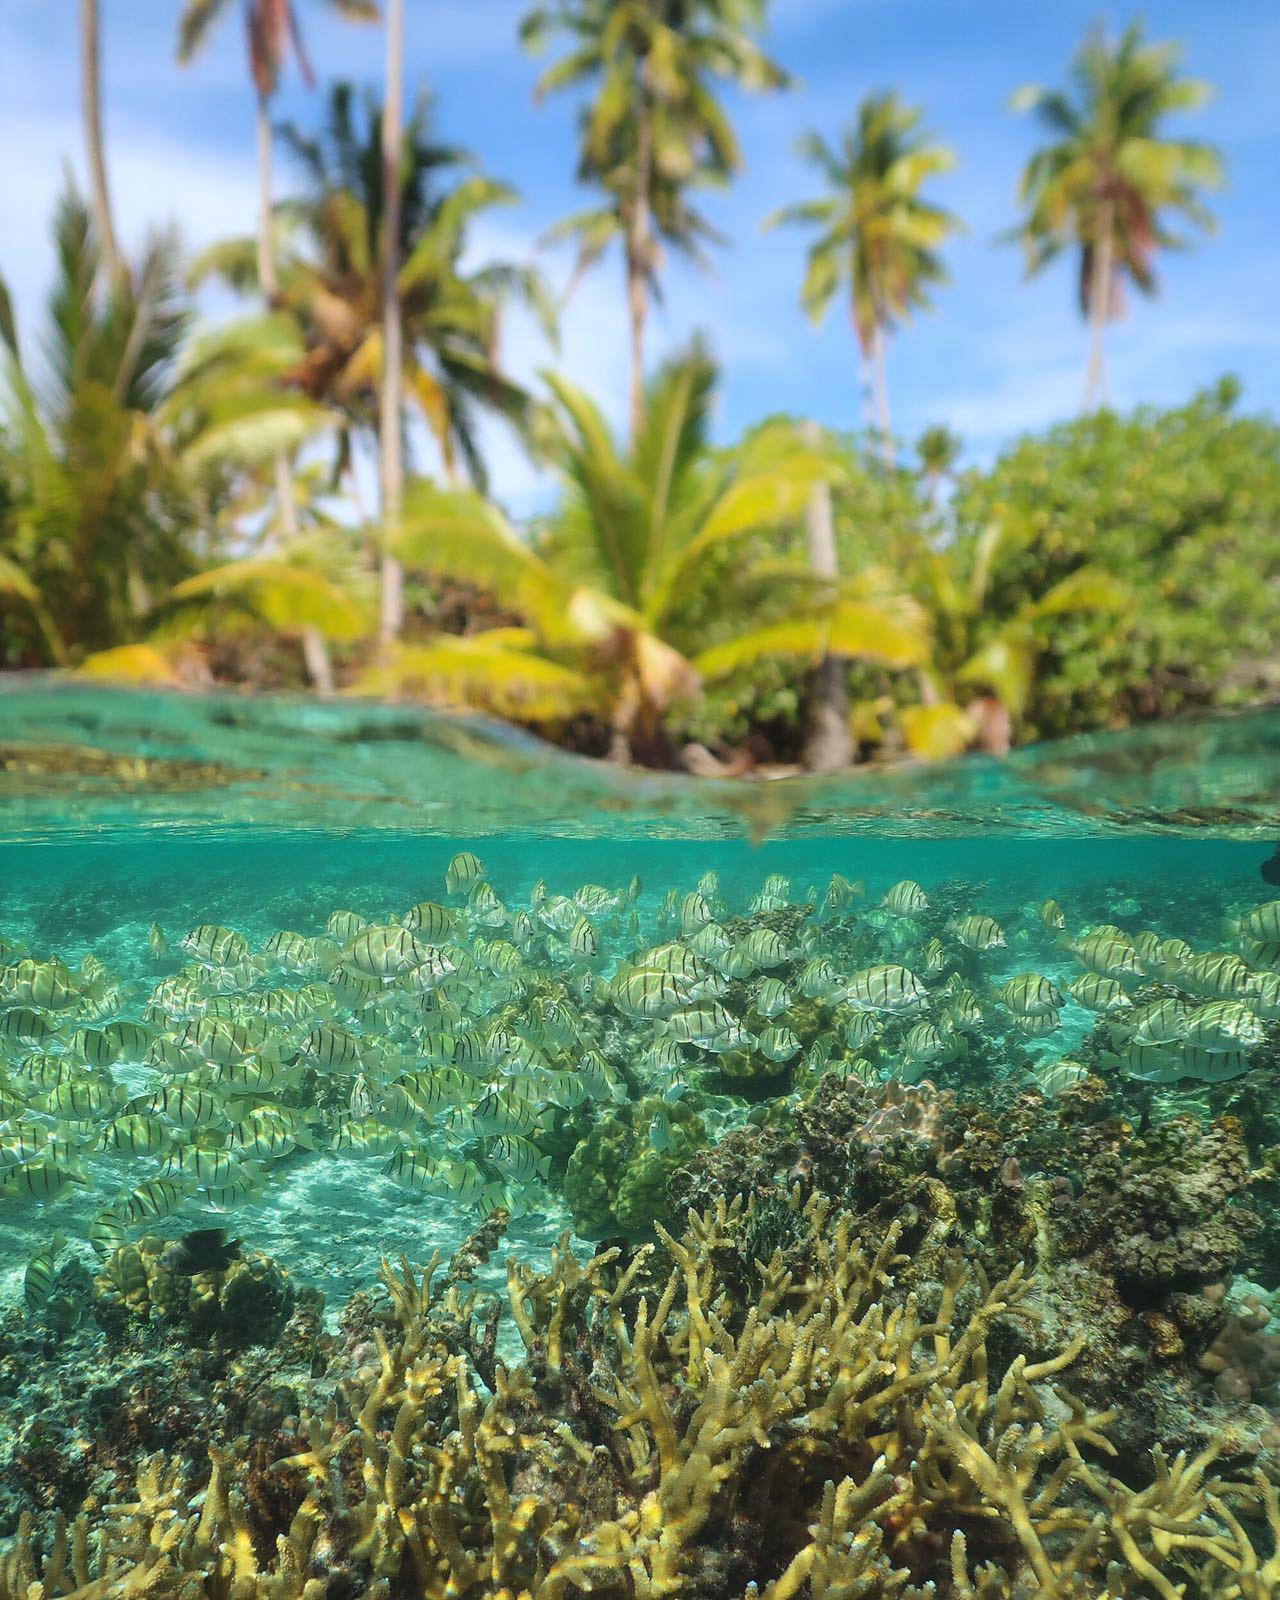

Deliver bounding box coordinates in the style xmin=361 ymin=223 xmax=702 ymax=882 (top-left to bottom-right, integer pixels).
xmin=177 ymin=0 xmax=231 ymax=62
xmin=350 ymin=635 xmax=598 ymax=722
xmin=170 ymin=559 xmax=370 ymax=640
xmin=394 ymin=482 xmax=574 ymax=640
xmin=75 ymin=643 xmax=183 ymax=686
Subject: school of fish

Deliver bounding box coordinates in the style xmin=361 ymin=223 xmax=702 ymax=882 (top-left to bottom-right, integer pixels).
xmin=3 ymin=854 xmax=1280 ymax=1310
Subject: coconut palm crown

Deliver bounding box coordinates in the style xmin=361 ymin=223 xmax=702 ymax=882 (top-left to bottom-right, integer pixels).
xmin=766 ymin=91 xmax=961 ymax=461
xmin=1009 ymin=21 xmax=1224 ymax=408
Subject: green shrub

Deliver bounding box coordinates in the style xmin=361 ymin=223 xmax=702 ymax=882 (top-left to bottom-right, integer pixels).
xmin=950 ymin=381 xmax=1280 ymax=739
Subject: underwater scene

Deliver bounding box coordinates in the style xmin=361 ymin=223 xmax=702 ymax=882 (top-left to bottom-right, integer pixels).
xmin=3 ymin=687 xmax=1280 ymax=1598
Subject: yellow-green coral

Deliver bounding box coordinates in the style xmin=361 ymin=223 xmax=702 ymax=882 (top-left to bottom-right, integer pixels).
xmin=92 ymin=1236 xmax=293 ymax=1344
xmin=7 ymin=1202 xmax=1280 ymax=1599
xmin=563 ymin=1096 xmax=704 ymax=1235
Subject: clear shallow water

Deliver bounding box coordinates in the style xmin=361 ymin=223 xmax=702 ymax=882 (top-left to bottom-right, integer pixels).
xmin=3 ymin=684 xmax=1280 ymax=1583
xmin=0 ymin=685 xmax=1277 ymax=1301
xmin=0 ymin=828 xmax=1266 ymax=1318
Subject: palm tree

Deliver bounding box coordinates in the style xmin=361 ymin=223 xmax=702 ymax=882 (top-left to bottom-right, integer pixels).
xmin=201 ymin=86 xmax=549 ymax=488
xmin=916 ymin=422 xmax=961 ymax=503
xmin=196 ymin=85 xmax=550 ymax=655
xmin=1010 ymin=22 xmax=1224 ymax=410
xmin=766 ymin=91 xmax=961 ymax=464
xmin=81 ymin=0 xmax=122 ymax=281
xmin=178 ymin=0 xmax=378 ymax=682
xmin=0 ymin=193 xmax=331 ymax=666
xmin=386 ymin=347 xmax=924 ymax=763
xmin=379 ymin=0 xmax=405 ymax=647
xmin=522 ymin=0 xmax=788 ymax=438
xmin=905 ymin=517 xmax=1125 ymax=757
xmin=177 ymin=0 xmax=379 ymax=301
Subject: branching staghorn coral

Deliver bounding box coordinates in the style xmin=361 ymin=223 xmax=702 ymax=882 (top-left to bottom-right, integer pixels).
xmin=3 ymin=1199 xmax=1279 ymax=1599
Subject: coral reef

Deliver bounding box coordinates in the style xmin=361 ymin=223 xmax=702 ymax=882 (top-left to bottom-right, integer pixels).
xmin=0 ymin=1243 xmax=322 ymax=1541
xmin=92 ymin=1236 xmax=296 ymax=1346
xmin=3 ymin=1202 xmax=1280 ymax=1598
xmin=669 ymin=1069 xmax=1279 ymax=1474
xmin=562 ymin=1095 xmax=706 ymax=1236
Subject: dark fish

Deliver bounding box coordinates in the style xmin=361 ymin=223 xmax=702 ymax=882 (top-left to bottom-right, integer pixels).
xmin=158 ymin=1229 xmax=241 ymax=1276
xmin=1262 ymin=846 xmax=1280 ymax=886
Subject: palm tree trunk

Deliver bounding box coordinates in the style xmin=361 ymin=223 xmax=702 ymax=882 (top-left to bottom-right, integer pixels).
xmin=626 ymin=85 xmax=654 ymax=442
xmin=301 ymin=623 xmax=336 ymax=695
xmin=870 ymin=319 xmax=893 ymax=466
xmin=378 ymin=0 xmax=406 ymax=650
xmin=801 ymin=421 xmax=852 ymax=773
xmin=255 ymin=78 xmax=331 ymax=694
xmin=80 ymin=0 xmax=122 ymax=279
xmin=1083 ymin=204 xmax=1115 ymax=410
xmin=255 ymin=92 xmax=278 ymax=299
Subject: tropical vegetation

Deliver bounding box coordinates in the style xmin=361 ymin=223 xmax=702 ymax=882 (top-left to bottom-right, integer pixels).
xmin=765 ymin=91 xmax=962 ymax=463
xmin=1 ymin=7 xmax=1268 ymax=773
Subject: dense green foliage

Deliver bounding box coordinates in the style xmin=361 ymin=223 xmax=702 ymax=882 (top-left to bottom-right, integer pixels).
xmin=949 ymin=382 xmax=1280 ymax=738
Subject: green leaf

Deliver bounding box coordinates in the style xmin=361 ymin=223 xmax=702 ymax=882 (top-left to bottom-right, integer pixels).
xmin=955 ymin=632 xmax=1037 ymax=718
xmin=349 ymin=636 xmax=598 ymax=722
xmin=170 ymin=560 xmax=370 ymax=641
xmin=900 ymin=703 xmax=976 ymax=760
xmin=75 ymin=644 xmax=181 ymax=686
xmin=1022 ymin=566 xmax=1128 ymax=620
xmin=0 ymin=553 xmax=38 ymax=604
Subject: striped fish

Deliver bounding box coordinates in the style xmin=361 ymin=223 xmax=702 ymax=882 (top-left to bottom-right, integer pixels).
xmin=181 ymin=926 xmax=249 ymax=968
xmin=1241 ymin=900 xmax=1280 ymax=943
xmin=445 ymin=852 xmax=486 ymax=896
xmin=843 ymin=965 xmax=929 ymax=1014
xmin=679 ymin=892 xmax=715 ymax=936
xmin=1181 ymin=1000 xmax=1265 ymax=1053
xmin=1071 ymin=932 xmax=1140 ymax=980
xmin=882 ymin=880 xmax=927 ymax=916
xmin=1069 ymin=973 xmax=1131 ymax=1013
xmin=24 ymin=1232 xmax=67 ymax=1312
xmin=756 ymin=1026 xmax=801 ymax=1064
xmin=1177 ymin=952 xmax=1253 ymax=999
xmin=611 ymin=966 xmax=690 ymax=1020
xmin=999 ymin=974 xmax=1064 ymax=1018
xmin=741 ymin=928 xmax=791 ymax=970
xmin=124 ymin=1176 xmax=195 ymax=1223
xmin=300 ymin=1024 xmax=363 ymax=1074
xmin=1 ymin=1159 xmax=89 ymax=1201
xmin=326 ymin=910 xmax=368 ymax=942
xmin=754 ymin=978 xmax=792 ymax=1020
xmin=950 ymin=914 xmax=1006 ymax=952
xmin=402 ymin=901 xmax=456 ymax=940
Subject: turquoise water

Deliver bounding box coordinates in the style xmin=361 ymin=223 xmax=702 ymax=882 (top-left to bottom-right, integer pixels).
xmin=3 ymin=827 xmax=1255 ymax=1304
xmin=3 ymin=684 xmax=1280 ymax=1592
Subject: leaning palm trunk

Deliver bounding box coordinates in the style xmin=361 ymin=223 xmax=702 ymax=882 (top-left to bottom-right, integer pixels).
xmin=80 ymin=0 xmax=122 ymax=280
xmin=1083 ymin=202 xmax=1115 ymax=410
xmin=801 ymin=421 xmax=852 ymax=772
xmin=378 ymin=0 xmax=407 ymax=649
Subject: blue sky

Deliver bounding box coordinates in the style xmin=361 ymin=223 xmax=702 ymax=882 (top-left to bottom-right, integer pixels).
xmin=2 ymin=0 xmax=1277 ymax=511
